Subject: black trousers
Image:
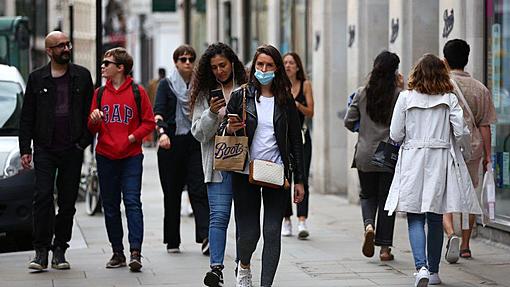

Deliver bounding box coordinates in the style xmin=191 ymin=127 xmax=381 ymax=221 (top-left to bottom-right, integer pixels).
xmin=358 ymin=170 xmax=395 ymax=246
xmin=157 ymin=133 xmax=209 ymax=247
xmin=233 ymin=173 xmax=287 ymax=286
xmin=32 ymin=146 xmax=83 ymax=250
xmin=284 ymin=130 xmax=312 ymax=218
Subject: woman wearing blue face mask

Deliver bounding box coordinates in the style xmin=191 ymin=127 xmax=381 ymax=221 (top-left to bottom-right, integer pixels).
xmin=220 ymin=45 xmax=305 ymax=287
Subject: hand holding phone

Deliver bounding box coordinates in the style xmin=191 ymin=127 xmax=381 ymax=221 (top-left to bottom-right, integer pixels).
xmin=227 ymin=113 xmax=244 ymax=134
xmin=210 ymin=88 xmax=224 ymax=100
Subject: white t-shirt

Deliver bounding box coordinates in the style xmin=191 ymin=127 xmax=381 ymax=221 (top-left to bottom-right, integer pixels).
xmin=250 ymin=96 xmax=283 ymax=164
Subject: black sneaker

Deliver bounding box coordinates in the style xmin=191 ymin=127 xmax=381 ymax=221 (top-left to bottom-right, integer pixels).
xmin=202 ymin=238 xmax=210 ymax=256
xmin=128 ymin=250 xmax=142 ymax=272
xmin=204 ymin=266 xmax=224 ymax=287
xmin=106 ymin=252 xmax=126 ymax=268
xmin=28 ymin=248 xmax=48 ymax=271
xmin=51 ymin=246 xmax=70 ymax=270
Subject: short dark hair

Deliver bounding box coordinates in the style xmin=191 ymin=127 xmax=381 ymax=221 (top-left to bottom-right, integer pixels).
xmin=158 ymin=67 xmax=166 ymax=78
xmin=173 ymin=44 xmax=196 ymax=63
xmin=104 ymin=47 xmax=133 ymax=75
xmin=443 ymin=39 xmax=470 ymax=69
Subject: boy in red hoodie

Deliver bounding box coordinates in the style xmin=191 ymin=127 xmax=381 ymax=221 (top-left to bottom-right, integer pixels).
xmin=88 ymin=48 xmax=155 ymax=272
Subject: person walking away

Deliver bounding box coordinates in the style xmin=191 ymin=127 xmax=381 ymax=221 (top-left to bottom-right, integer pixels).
xmin=190 ymin=42 xmax=248 ymax=287
xmin=88 ymin=47 xmax=155 ymax=272
xmin=19 ymin=31 xmax=94 ymax=271
xmin=344 ymin=51 xmax=402 ymax=261
xmin=145 ymin=67 xmax=166 ymax=146
xmin=221 ymin=44 xmax=305 ymax=287
xmin=154 ymin=45 xmax=210 ymax=255
xmin=281 ymin=52 xmax=314 ymax=239
xmin=384 ymin=54 xmax=482 ymax=286
xmin=442 ymin=39 xmax=497 ymax=263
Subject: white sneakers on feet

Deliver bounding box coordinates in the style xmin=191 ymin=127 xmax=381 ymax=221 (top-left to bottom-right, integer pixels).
xmin=414 ymin=266 xmax=430 ymax=287
xmin=445 ymin=235 xmax=460 ymax=264
xmin=297 ymin=221 xmax=309 ymax=239
xmin=236 ymin=263 xmax=253 ymax=287
xmin=281 ymin=219 xmax=292 ymax=237
xmin=429 ymin=272 xmax=441 ymax=285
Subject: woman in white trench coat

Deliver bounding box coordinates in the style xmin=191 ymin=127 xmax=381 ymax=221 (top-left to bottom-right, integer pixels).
xmin=384 ymin=54 xmax=481 ymax=287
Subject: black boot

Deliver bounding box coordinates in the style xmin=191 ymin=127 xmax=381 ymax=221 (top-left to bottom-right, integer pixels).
xmin=28 ymin=248 xmax=48 ymax=271
xmin=52 ymin=246 xmax=70 ymax=270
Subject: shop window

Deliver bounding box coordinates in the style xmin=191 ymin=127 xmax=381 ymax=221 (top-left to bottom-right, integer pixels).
xmin=486 ymin=0 xmax=510 ymax=224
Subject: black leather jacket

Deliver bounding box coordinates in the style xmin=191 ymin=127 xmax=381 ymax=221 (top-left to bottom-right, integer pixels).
xmin=19 ymin=63 xmax=94 ymax=155
xmin=220 ymin=84 xmax=305 ymax=184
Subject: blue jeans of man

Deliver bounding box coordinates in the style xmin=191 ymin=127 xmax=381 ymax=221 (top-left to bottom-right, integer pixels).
xmin=207 ymin=172 xmax=234 ymax=268
xmin=96 ymin=154 xmax=144 ymax=252
xmin=407 ymin=212 xmax=443 ymax=273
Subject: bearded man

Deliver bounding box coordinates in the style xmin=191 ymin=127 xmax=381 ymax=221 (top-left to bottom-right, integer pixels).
xmin=19 ymin=31 xmax=94 ymax=271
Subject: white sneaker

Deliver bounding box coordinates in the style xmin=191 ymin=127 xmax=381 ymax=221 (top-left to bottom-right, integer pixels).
xmin=445 ymin=235 xmax=460 ymax=264
xmin=429 ymin=273 xmax=441 ymax=285
xmin=281 ymin=219 xmax=292 ymax=236
xmin=414 ymin=266 xmax=430 ymax=287
xmin=297 ymin=221 xmax=309 ymax=239
xmin=236 ymin=263 xmax=252 ymax=287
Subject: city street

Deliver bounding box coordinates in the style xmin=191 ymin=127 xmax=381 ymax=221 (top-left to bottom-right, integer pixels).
xmin=0 ymin=147 xmax=509 ymax=286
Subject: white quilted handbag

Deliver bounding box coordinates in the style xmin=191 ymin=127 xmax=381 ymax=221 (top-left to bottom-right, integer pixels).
xmin=249 ymin=159 xmax=285 ymax=189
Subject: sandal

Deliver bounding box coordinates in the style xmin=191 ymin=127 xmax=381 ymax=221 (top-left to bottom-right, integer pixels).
xmin=379 ymin=247 xmax=394 ymax=261
xmin=362 ymin=225 xmax=375 ymax=257
xmin=460 ymin=248 xmax=472 ymax=259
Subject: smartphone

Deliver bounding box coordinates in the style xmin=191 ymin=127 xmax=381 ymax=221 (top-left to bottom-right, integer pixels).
xmin=227 ymin=113 xmax=242 ymax=122
xmin=210 ymin=88 xmax=224 ymax=100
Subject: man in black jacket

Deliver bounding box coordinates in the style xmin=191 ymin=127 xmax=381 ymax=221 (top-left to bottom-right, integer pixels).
xmin=19 ymin=31 xmax=94 ymax=271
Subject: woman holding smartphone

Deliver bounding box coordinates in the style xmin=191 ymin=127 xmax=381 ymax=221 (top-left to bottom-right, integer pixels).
xmin=190 ymin=42 xmax=247 ymax=287
xmin=221 ymin=45 xmax=305 ymax=287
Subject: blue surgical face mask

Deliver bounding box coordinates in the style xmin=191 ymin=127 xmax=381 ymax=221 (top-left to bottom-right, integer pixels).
xmin=254 ymin=69 xmax=275 ymax=86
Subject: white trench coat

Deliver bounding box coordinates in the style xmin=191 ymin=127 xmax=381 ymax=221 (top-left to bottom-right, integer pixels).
xmin=384 ymin=90 xmax=482 ymax=216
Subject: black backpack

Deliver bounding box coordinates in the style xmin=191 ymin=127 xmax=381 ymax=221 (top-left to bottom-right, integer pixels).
xmin=97 ymin=82 xmax=142 ymax=123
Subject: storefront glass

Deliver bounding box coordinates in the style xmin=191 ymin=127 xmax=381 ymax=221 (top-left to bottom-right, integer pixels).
xmin=486 ymin=0 xmax=510 ymax=226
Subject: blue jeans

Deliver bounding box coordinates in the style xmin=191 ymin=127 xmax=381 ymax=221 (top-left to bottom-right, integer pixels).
xmin=207 ymin=172 xmax=234 ymax=268
xmin=97 ymin=154 xmax=144 ymax=253
xmin=407 ymin=212 xmax=443 ymax=273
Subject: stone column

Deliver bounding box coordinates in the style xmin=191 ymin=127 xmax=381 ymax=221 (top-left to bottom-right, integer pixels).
xmin=346 ymin=0 xmax=389 ymax=203
xmin=311 ymin=0 xmax=348 ymax=195
xmin=389 ymin=0 xmax=439 ymax=79
xmin=438 ymin=0 xmax=484 ymax=81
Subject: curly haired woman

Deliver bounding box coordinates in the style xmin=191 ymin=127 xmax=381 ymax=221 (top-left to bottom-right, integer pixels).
xmin=190 ymin=42 xmax=248 ymax=287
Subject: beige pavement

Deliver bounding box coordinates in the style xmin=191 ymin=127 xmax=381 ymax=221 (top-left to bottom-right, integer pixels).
xmin=0 ymin=147 xmax=509 ymax=286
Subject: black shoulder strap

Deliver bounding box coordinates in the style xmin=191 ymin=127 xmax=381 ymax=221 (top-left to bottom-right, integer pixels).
xmin=97 ymin=86 xmax=105 ymax=110
xmin=131 ymin=82 xmax=142 ymax=123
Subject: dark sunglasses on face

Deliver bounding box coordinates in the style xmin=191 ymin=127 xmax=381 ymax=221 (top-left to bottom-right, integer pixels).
xmin=50 ymin=41 xmax=73 ymax=50
xmin=178 ymin=56 xmax=195 ymax=64
xmin=101 ymin=60 xmax=120 ymax=67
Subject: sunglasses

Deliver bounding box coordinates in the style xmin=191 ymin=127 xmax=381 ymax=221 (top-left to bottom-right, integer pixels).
xmin=50 ymin=41 xmax=73 ymax=50
xmin=101 ymin=60 xmax=120 ymax=67
xmin=178 ymin=56 xmax=195 ymax=63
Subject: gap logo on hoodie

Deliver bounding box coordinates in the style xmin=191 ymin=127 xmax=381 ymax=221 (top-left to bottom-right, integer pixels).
xmin=101 ymin=104 xmax=135 ymax=124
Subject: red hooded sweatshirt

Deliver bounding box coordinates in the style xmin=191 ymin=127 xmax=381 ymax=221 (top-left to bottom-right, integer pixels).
xmin=88 ymin=77 xmax=155 ymax=160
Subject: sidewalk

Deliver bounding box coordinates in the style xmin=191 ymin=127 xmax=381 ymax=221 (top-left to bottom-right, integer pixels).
xmin=1 ymin=148 xmax=509 ymax=286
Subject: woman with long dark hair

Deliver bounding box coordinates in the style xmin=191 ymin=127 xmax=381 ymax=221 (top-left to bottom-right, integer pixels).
xmin=221 ymin=45 xmax=305 ymax=287
xmin=344 ymin=51 xmax=402 ymax=261
xmin=281 ymin=52 xmax=314 ymax=239
xmin=190 ymin=42 xmax=247 ymax=287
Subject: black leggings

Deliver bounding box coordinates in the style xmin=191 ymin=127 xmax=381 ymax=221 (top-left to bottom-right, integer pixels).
xmin=233 ymin=173 xmax=286 ymax=286
xmin=284 ymin=130 xmax=311 ymax=218
xmin=358 ymin=170 xmax=395 ymax=246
